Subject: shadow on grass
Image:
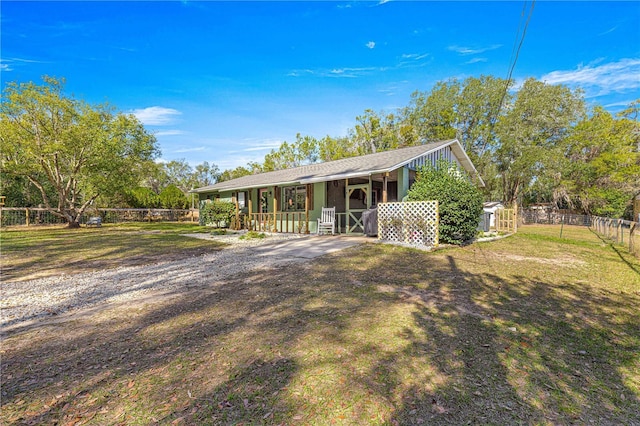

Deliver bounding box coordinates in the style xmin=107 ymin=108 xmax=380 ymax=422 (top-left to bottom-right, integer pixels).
xmin=2 ymin=240 xmax=639 ymax=425
xmin=588 ymin=227 xmax=640 ymax=276
xmin=0 ymin=225 xmax=222 ymax=282
xmin=386 ymin=250 xmax=640 ymax=425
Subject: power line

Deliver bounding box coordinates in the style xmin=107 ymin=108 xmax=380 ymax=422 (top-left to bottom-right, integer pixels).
xmin=498 ymin=0 xmax=536 ymax=112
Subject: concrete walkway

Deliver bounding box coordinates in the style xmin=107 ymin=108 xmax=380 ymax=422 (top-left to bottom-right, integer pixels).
xmin=250 ymin=235 xmax=371 ymax=259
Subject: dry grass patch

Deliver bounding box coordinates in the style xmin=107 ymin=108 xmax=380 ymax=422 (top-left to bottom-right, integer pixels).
xmin=0 ymin=223 xmax=223 ymax=282
xmin=1 ymin=224 xmax=639 ymax=425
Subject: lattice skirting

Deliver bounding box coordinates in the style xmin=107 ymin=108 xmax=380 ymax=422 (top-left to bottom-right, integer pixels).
xmin=378 ymin=201 xmax=439 ymax=247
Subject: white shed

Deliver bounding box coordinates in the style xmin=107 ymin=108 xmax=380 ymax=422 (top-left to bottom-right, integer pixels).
xmin=483 ymin=202 xmax=504 ymax=229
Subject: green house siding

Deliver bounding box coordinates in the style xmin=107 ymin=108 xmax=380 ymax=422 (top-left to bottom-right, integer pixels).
xmin=308 ymin=181 xmax=326 ymax=233
xmin=398 ymin=166 xmax=410 ymax=201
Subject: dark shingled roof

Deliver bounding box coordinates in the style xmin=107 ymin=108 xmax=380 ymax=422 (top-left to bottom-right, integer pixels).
xmin=192 ymin=139 xmax=482 ymax=193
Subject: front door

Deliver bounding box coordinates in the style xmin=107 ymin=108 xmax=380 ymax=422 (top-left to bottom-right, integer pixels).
xmin=259 ymin=188 xmax=271 ymax=213
xmin=346 ymin=183 xmax=370 ymax=233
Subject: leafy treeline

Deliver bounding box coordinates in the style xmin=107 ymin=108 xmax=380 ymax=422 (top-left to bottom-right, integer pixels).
xmin=0 ymin=77 xmax=158 ymax=227
xmin=121 ymin=160 xmax=220 ymax=209
xmin=222 ymin=76 xmax=639 ymax=218
xmin=1 ymin=156 xmax=219 ymax=210
xmin=0 ymin=77 xmax=219 ymax=222
xmin=2 ymin=76 xmax=638 ymax=223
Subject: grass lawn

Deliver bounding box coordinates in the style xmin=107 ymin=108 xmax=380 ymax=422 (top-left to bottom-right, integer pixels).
xmin=0 ymin=222 xmax=222 ymax=282
xmin=1 ymin=224 xmax=639 ymax=425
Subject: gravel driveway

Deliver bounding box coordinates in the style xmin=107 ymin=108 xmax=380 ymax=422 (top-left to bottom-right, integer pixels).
xmin=1 ymin=233 xmax=312 ymax=332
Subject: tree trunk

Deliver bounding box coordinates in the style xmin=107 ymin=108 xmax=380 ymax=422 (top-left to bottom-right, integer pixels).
xmin=66 ymin=220 xmax=81 ymax=229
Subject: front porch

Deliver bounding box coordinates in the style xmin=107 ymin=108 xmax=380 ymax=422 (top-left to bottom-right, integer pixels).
xmin=240 ymin=211 xmax=357 ymax=234
xmin=226 ymin=170 xmax=412 ymax=235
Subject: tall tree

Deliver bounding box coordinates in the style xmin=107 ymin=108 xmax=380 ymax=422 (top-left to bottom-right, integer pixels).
xmin=317 ymin=135 xmax=357 ymax=162
xmin=191 ymin=161 xmax=220 ymax=188
xmin=400 ymin=76 xmax=509 ymax=199
xmin=163 ymin=159 xmax=193 ymax=193
xmin=494 ymin=79 xmax=585 ymax=205
xmin=561 ymin=105 xmax=640 ymax=217
xmin=0 ymin=77 xmax=159 ymax=227
xmin=262 ymin=133 xmax=321 ymax=171
xmin=217 ymin=166 xmax=253 ymax=183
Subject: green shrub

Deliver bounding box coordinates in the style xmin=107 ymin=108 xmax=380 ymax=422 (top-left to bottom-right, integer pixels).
xmin=200 ymin=200 xmax=235 ymax=228
xmin=239 ymin=231 xmax=266 ymax=240
xmin=406 ymin=160 xmax=483 ymax=245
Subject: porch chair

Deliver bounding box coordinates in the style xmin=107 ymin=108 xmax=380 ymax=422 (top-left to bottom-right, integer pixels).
xmin=317 ymin=207 xmax=336 ymax=235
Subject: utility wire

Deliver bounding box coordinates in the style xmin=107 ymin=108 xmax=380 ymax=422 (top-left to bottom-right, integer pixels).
xmin=498 ymin=0 xmax=536 ymax=114
xmin=483 ymin=1 xmax=535 ymax=157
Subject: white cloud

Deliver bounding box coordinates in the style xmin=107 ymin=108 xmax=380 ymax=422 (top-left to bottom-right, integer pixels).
xmin=466 ymin=58 xmax=488 ymax=64
xmin=0 ymin=57 xmax=47 ymax=72
xmin=155 ymin=130 xmax=186 ymax=137
xmin=241 ymin=139 xmax=283 ymax=152
xmin=541 ymin=58 xmax=640 ymax=95
xmin=401 ymin=53 xmax=428 ymax=61
xmin=598 ymin=26 xmax=618 ymax=36
xmin=287 ymin=69 xmax=315 ymax=77
xmin=132 ymin=106 xmax=182 ymax=125
xmin=366 ymin=41 xmax=376 ymax=49
xmin=173 ymin=146 xmax=206 ymax=153
xmin=448 ymin=44 xmax=502 ymax=55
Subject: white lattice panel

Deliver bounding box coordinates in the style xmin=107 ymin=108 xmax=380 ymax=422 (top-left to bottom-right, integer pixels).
xmin=378 ymin=201 xmax=439 ymax=247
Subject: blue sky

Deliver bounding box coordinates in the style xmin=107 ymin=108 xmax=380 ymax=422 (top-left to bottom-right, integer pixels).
xmin=2 ymin=1 xmax=639 ymax=171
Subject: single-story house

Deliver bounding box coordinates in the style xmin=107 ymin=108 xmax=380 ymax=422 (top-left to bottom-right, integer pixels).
xmin=192 ymin=139 xmax=483 ymax=234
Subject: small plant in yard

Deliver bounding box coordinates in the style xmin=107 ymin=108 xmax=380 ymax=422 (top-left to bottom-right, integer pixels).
xmin=239 ymin=230 xmax=266 ymax=240
xmin=211 ymin=228 xmax=227 ymax=236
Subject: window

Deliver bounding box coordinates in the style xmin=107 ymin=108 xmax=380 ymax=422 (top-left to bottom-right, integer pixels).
xmin=236 ymin=191 xmax=247 ymax=208
xmin=282 ymin=185 xmax=306 ymax=211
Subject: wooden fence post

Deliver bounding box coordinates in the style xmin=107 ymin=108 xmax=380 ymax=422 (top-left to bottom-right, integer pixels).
xmin=25 ymin=208 xmax=30 ymax=227
xmin=273 ymin=201 xmax=277 ymax=232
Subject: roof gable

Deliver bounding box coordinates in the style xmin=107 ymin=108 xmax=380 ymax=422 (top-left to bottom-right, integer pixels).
xmin=193 ymin=139 xmax=482 ymax=193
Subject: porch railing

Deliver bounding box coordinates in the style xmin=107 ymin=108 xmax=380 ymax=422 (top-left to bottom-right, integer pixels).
xmin=247 ymin=212 xmax=310 ymax=234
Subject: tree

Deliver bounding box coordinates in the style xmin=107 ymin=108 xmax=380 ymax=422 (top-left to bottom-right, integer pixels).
xmin=317 ymin=135 xmax=358 ymax=162
xmin=126 ymin=186 xmax=160 ymax=208
xmin=191 ymin=161 xmax=220 ymax=188
xmin=0 ymin=76 xmax=159 ymax=227
xmin=400 ymin=76 xmax=510 ymax=200
xmin=402 ymin=81 xmax=459 ymax=143
xmin=163 ymin=159 xmax=193 ymax=193
xmin=494 ymin=78 xmax=585 ymax=205
xmin=560 ymin=105 xmax=640 ymax=217
xmin=262 ymin=134 xmax=321 ymax=172
xmin=159 ymin=184 xmax=188 ymax=209
xmin=217 ymin=166 xmax=254 ymax=183
xmin=0 ymin=173 xmax=56 ymax=207
xmin=406 ymin=161 xmax=484 ymax=245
